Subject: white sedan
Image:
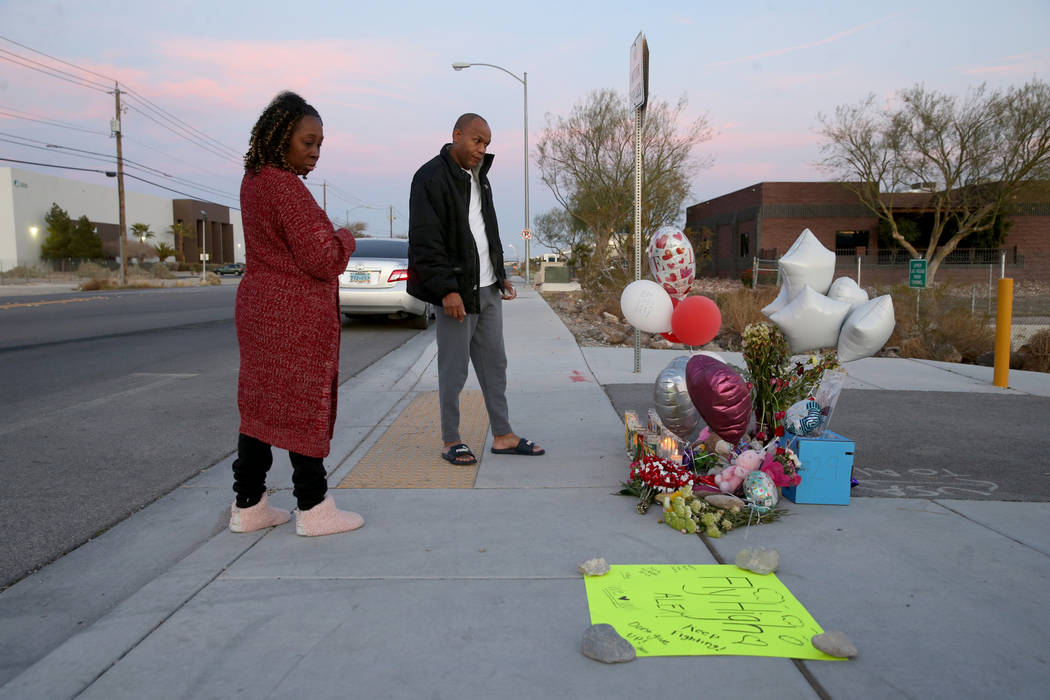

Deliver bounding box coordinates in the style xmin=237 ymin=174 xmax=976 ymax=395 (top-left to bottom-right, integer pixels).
xmin=338 ymin=238 xmax=433 ymax=329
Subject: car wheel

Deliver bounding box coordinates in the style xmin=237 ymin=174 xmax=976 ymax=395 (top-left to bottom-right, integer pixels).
xmin=410 ymin=304 xmax=432 ymax=330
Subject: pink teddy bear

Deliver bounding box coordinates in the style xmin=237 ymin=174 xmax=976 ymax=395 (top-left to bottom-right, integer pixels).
xmin=714 ymin=449 xmax=764 ymax=494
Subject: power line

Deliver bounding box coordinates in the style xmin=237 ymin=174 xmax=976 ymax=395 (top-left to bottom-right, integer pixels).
xmin=122 ymin=172 xmax=237 ymax=209
xmin=122 ymin=134 xmax=241 ymax=184
xmin=123 ymin=101 xmax=241 ymax=165
xmin=0 ymin=156 xmax=114 ymax=176
xmin=121 ymin=87 xmax=241 ymax=159
xmin=0 ymin=37 xmax=241 ymax=168
xmin=2 ymin=140 xmax=239 ymax=204
xmin=0 ymin=34 xmax=114 ymax=83
xmin=0 ymin=51 xmax=109 ymax=93
xmin=0 ymin=106 xmax=109 ymax=135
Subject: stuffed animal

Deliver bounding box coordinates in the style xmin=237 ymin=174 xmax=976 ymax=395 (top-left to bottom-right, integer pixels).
xmin=714 ymin=449 xmax=764 ymax=494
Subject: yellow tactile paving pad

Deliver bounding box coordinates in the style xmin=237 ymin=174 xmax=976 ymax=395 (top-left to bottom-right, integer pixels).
xmin=337 ymin=390 xmax=489 ymax=489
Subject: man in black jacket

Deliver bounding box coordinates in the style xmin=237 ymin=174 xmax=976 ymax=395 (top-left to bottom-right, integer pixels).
xmin=408 ymin=113 xmax=545 ymax=465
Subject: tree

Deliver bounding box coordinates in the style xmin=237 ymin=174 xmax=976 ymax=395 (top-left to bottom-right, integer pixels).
xmin=39 ymin=204 xmax=102 ymax=260
xmin=154 ymin=242 xmax=177 ymax=261
xmin=68 ymin=215 xmax=103 ymax=259
xmin=818 ymin=80 xmax=1050 ymax=283
xmin=535 ymin=89 xmax=713 ymax=281
xmin=130 ymin=222 xmax=154 ymax=243
xmin=532 ymin=208 xmax=589 ymax=262
xmin=167 ymin=222 xmax=191 ymax=262
xmin=39 ymin=203 xmax=73 ymax=259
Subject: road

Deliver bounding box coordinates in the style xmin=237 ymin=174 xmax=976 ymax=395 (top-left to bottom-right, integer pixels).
xmin=0 ymin=281 xmax=425 ymax=588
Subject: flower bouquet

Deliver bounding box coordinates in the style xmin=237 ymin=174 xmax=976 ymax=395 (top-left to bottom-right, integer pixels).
xmin=740 ymin=322 xmax=838 ymax=442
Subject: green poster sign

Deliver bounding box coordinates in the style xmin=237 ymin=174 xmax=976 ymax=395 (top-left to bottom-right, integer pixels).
xmin=584 ymin=564 xmax=840 ymax=660
xmin=909 ymin=259 xmax=927 ymax=288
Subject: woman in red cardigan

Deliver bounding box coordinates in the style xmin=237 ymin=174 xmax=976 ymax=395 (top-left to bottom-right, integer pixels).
xmin=228 ymin=91 xmax=363 ymax=536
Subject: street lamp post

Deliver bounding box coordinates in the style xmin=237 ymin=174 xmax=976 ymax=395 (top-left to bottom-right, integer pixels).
xmin=200 ymin=210 xmax=207 ymax=283
xmin=452 ymin=61 xmax=530 ymax=283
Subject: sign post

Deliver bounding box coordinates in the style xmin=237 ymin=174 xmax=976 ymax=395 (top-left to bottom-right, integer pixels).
xmin=630 ymin=32 xmax=649 ymax=374
xmin=908 ymin=259 xmax=927 ymax=289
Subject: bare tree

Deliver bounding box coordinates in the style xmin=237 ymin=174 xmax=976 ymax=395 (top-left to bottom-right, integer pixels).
xmin=535 ymin=89 xmax=713 ymax=276
xmin=818 ymin=80 xmax=1050 ymax=283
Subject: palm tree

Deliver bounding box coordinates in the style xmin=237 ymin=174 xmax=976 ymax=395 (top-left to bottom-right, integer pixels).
xmin=130 ymin=223 xmax=154 ymax=243
xmin=167 ymin=222 xmax=191 ymax=262
xmin=153 ymin=242 xmax=177 ymax=262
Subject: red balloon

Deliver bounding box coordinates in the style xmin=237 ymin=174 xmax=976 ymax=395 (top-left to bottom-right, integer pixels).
xmin=670 ymin=295 xmax=722 ymax=346
xmin=685 ymin=355 xmax=752 ymax=444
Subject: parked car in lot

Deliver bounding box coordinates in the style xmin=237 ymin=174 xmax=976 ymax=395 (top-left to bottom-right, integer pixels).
xmin=338 ymin=238 xmax=433 ymax=329
xmin=215 ymin=262 xmax=245 ymax=276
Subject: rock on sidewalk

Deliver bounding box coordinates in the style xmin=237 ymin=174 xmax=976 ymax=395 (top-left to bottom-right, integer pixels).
xmin=581 ymin=623 xmax=636 ymax=663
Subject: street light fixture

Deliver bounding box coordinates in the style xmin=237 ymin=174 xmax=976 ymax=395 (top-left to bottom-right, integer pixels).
xmin=451 ymin=61 xmax=531 ymax=284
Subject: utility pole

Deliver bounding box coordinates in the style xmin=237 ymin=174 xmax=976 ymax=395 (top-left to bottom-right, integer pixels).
xmin=322 ymin=180 xmax=327 ymax=212
xmin=112 ymin=82 xmax=128 ymax=286
xmin=389 ymin=205 xmax=393 ymax=237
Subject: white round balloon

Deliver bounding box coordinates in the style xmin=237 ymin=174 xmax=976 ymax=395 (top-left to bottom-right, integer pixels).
xmin=620 ymin=280 xmax=673 ymax=334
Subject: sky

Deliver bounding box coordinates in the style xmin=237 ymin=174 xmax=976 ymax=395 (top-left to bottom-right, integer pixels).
xmin=1 ymin=0 xmax=1048 ymax=257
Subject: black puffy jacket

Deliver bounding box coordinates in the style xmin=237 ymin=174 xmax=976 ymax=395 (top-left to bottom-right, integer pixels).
xmin=407 ymin=144 xmax=505 ymax=314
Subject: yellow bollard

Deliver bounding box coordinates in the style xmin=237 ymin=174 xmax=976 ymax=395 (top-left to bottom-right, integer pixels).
xmin=992 ymin=277 xmax=1013 ymax=388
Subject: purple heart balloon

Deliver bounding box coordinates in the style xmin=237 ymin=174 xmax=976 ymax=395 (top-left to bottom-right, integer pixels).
xmin=685 ymin=355 xmax=753 ymax=444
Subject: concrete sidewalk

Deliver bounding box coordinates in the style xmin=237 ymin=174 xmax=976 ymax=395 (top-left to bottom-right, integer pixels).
xmin=1 ymin=280 xmax=1048 ymax=699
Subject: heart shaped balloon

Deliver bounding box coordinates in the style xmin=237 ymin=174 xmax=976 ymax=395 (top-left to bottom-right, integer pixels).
xmin=685 ymin=355 xmax=753 ymax=445
xmin=653 ymin=356 xmax=701 ymax=442
xmin=647 ymin=226 xmax=695 ymax=301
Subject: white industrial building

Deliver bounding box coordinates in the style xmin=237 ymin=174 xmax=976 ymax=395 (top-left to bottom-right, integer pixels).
xmin=1 ymin=166 xmax=244 ymax=271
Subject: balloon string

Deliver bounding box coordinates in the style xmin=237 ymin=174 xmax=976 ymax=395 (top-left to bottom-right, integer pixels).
xmin=744 ymin=504 xmax=762 ymax=541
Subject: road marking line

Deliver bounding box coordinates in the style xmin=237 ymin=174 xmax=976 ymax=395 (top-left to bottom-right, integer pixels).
xmin=0 ymin=296 xmax=107 ymax=310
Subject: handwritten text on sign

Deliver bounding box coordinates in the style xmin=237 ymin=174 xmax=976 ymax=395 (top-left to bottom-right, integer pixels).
xmin=584 ymin=564 xmax=839 ymax=660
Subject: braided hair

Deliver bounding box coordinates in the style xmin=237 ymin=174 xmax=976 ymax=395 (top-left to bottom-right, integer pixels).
xmin=244 ymin=91 xmax=322 ymax=177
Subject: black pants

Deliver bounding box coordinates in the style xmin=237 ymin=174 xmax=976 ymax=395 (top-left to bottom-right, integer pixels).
xmin=232 ymin=433 xmax=327 ymax=511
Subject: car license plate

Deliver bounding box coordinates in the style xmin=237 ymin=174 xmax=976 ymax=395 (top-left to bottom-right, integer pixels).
xmin=348 ymin=271 xmax=371 ymax=283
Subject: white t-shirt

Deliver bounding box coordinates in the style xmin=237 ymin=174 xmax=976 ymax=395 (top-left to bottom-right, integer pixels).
xmin=466 ymin=167 xmax=496 ymax=287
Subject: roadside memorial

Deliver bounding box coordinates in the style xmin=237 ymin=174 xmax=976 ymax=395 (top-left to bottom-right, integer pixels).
xmin=617 ymin=227 xmax=897 ymax=535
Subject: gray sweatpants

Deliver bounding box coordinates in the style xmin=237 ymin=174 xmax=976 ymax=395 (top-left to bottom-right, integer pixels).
xmin=434 ymin=283 xmax=512 ymax=444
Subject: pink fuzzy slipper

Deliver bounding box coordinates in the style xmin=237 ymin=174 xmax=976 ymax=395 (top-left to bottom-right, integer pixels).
xmin=295 ymin=495 xmax=364 ymax=536
xmin=229 ymin=493 xmax=291 ymax=533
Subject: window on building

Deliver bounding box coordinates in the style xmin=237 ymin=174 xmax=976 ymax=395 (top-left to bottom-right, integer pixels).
xmin=835 ymin=230 xmax=869 ymax=254
xmin=739 ymin=233 xmax=750 ymax=257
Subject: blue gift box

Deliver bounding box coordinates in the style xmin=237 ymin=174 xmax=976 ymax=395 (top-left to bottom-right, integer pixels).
xmin=781 ymin=431 xmax=854 ymax=505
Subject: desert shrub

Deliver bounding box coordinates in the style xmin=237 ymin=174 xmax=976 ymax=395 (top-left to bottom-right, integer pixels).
xmin=931 ymin=310 xmax=995 ymax=362
xmin=2 ymin=264 xmax=48 ymax=280
xmin=713 ymin=286 xmax=778 ymax=349
xmin=577 ymin=257 xmax=635 ymax=318
xmin=1022 ymin=329 xmax=1050 ymax=373
xmin=75 ymin=262 xmax=111 ymax=279
xmin=739 ymin=268 xmax=778 ymax=287
xmin=79 ymin=277 xmax=119 ymax=291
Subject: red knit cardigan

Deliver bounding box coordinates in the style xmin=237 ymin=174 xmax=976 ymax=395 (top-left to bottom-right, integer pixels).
xmin=236 ymin=165 xmax=355 ymax=458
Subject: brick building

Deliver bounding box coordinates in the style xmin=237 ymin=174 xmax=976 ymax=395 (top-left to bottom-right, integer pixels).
xmin=685 ymin=182 xmax=1050 ymax=285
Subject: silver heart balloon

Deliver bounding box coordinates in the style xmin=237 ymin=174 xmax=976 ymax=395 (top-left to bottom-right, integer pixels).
xmin=653 ymin=355 xmax=702 ymax=442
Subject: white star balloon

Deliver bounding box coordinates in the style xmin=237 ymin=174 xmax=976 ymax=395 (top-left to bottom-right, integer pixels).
xmin=778 ymin=228 xmax=836 ymax=295
xmin=827 ymin=276 xmax=870 ymax=311
xmin=768 ymin=285 xmax=852 ymax=353
xmin=838 ymin=295 xmax=896 ymax=362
